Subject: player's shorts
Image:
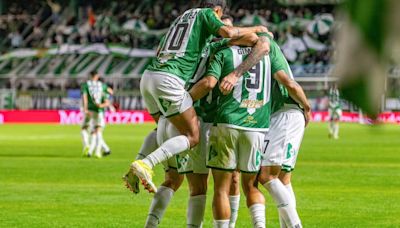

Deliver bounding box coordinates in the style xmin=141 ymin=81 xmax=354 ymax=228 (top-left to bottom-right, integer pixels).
xmin=177 ymin=120 xmax=212 ymax=174
xmin=261 ymin=108 xmax=305 ymax=172
xmin=329 ymin=108 xmax=342 ymax=121
xmin=81 ymin=111 xmax=105 ymax=129
xmin=140 ymin=70 xmax=193 ymax=118
xmin=207 ymin=125 xmax=264 ymax=173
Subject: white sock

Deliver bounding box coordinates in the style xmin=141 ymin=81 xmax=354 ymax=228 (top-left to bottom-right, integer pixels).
xmin=142 ymin=135 xmax=190 ymax=168
xmin=88 ymin=134 xmax=97 ymax=156
xmin=95 ymin=132 xmax=103 ymax=157
xmin=81 ymin=129 xmax=89 ymax=148
xmin=213 ymin=220 xmax=230 ymax=228
xmin=136 ymin=130 xmax=158 ymax=160
xmin=334 ymin=122 xmax=339 ymax=138
xmin=249 ymin=203 xmax=265 ymax=228
xmin=100 ymin=133 xmax=110 ymax=152
xmin=329 ymin=122 xmax=334 ymax=135
xmin=145 ymin=186 xmax=174 ymax=228
xmin=264 ymin=179 xmax=301 ymax=228
xmin=285 ymin=183 xmax=296 ymax=208
xmin=229 ymin=195 xmax=240 ymax=228
xmin=187 ymin=195 xmax=207 ymax=228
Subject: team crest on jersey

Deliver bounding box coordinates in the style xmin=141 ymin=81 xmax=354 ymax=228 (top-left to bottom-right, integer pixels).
xmin=244 ymin=116 xmax=257 ymax=124
xmin=159 ymin=98 xmax=172 ymax=113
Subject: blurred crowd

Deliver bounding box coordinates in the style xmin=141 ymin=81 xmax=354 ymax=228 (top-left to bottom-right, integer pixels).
xmin=0 ymin=0 xmax=335 ymax=64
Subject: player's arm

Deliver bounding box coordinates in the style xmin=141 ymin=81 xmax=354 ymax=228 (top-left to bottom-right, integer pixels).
xmin=82 ymin=93 xmax=89 ymax=114
xmin=228 ymin=33 xmax=259 ymax=47
xmin=189 ymin=51 xmax=223 ymax=101
xmin=219 ymin=35 xmax=271 ymax=94
xmin=189 ymin=76 xmax=218 ymax=101
xmin=218 ymin=25 xmax=268 ymax=39
xmin=97 ymin=98 xmax=110 ymax=108
xmin=273 ymin=71 xmax=312 ymax=126
xmin=107 ymin=87 xmax=114 ymax=96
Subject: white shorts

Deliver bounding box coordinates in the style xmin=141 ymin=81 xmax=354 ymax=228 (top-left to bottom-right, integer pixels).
xmin=207 ymin=126 xmax=264 ymax=173
xmin=261 ymin=109 xmax=305 ymax=172
xmin=329 ymin=108 xmax=342 ymax=121
xmin=156 ymin=116 xmax=210 ymax=174
xmin=140 ymin=70 xmax=193 ymax=117
xmin=177 ymin=120 xmax=212 ymax=174
xmin=81 ymin=111 xmax=105 ymax=129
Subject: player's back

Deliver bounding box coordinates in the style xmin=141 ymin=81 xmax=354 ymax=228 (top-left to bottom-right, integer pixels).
xmin=210 ymin=46 xmax=273 ymax=131
xmin=146 ymin=8 xmax=224 ymax=83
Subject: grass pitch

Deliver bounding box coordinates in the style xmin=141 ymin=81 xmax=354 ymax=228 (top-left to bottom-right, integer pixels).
xmin=0 ymin=123 xmax=399 ymax=227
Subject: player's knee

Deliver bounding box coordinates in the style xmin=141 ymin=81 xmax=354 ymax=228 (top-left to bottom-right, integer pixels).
xmin=258 ymin=172 xmax=278 ymax=185
xmin=162 ymin=178 xmax=183 ymax=192
xmin=187 ymin=131 xmax=200 ymax=148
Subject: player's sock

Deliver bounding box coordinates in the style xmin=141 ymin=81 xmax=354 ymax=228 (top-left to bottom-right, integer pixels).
xmin=285 ymin=183 xmax=296 ymax=208
xmin=136 ymin=130 xmax=158 ymax=160
xmin=81 ymin=129 xmax=89 ymax=147
xmin=329 ymin=122 xmax=334 ymax=136
xmin=249 ymin=203 xmax=266 ymax=228
xmin=88 ymin=134 xmax=97 ymax=156
xmin=213 ymin=220 xmax=230 ymax=228
xmin=334 ymin=122 xmax=339 ymax=139
xmin=187 ymin=195 xmax=206 ymax=227
xmin=99 ymin=132 xmax=110 ymax=153
xmin=145 ymin=186 xmax=174 ymax=228
xmin=142 ymin=135 xmax=190 ymax=168
xmin=229 ymin=195 xmax=240 ymax=228
xmin=264 ymin=179 xmax=301 ymax=228
xmin=94 ymin=132 xmax=103 ymax=157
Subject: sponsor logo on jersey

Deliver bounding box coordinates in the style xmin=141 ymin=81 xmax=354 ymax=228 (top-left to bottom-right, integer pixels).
xmin=240 ymin=99 xmax=263 ymax=109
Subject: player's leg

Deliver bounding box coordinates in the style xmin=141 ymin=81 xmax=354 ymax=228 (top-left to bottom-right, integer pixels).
xmin=239 ymin=131 xmax=265 ymax=228
xmin=279 ymin=172 xmax=296 ymax=210
xmin=185 ymin=120 xmax=211 ymax=228
xmin=145 ymin=168 xmax=184 ymax=228
xmin=81 ymin=113 xmax=91 ymax=156
xmin=129 ymin=72 xmax=198 ymax=192
xmin=186 ymin=173 xmax=208 ymax=228
xmin=229 ymin=171 xmax=240 ymax=228
xmin=212 ymin=169 xmax=233 ymax=228
xmin=208 ymin=126 xmax=238 ymax=228
xmin=96 ymin=112 xmax=111 ymax=156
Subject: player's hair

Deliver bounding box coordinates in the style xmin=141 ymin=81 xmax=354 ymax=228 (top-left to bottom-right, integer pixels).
xmin=221 ymin=15 xmax=233 ymax=22
xmin=90 ymin=70 xmax=98 ymax=78
xmin=200 ymin=0 xmax=227 ymax=10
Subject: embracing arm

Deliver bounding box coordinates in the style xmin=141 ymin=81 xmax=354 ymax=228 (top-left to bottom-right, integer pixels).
xmin=82 ymin=93 xmax=89 ymax=113
xmin=219 ymin=35 xmax=271 ymax=94
xmin=97 ymin=99 xmax=110 ymax=109
xmin=189 ymin=76 xmax=218 ymax=102
xmin=274 ymin=70 xmax=312 ymax=126
xmin=218 ymin=25 xmax=268 ymax=39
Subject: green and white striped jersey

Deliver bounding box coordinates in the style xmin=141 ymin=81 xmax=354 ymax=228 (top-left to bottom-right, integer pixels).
xmin=329 ymin=87 xmax=341 ymax=110
xmin=81 ymin=80 xmax=108 ymax=113
xmin=269 ymin=41 xmax=301 ymax=114
xmin=206 ymin=46 xmax=274 ymax=131
xmin=191 ymin=39 xmax=230 ymax=123
xmin=146 ymin=8 xmax=225 ymax=83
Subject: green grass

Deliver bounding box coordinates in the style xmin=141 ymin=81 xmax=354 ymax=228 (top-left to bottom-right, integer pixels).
xmin=0 ymin=123 xmax=400 ymax=227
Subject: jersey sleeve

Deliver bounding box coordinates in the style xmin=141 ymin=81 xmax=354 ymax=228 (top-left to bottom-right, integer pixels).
xmin=200 ymin=9 xmax=225 ymax=36
xmin=210 ymin=38 xmax=230 ymax=54
xmin=81 ymin=83 xmax=88 ymax=95
xmin=270 ymin=41 xmax=291 ymax=76
xmin=205 ymin=51 xmax=224 ymax=80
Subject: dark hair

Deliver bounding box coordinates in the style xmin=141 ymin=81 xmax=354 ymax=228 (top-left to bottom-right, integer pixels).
xmin=200 ymin=0 xmax=227 ymax=10
xmin=90 ymin=70 xmax=98 ymax=78
xmin=221 ymin=15 xmax=233 ymax=22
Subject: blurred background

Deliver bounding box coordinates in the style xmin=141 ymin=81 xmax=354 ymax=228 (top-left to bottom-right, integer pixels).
xmin=0 ymin=0 xmax=399 ymax=121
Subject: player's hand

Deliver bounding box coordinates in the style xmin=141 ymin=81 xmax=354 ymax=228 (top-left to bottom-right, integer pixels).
xmin=84 ymin=109 xmax=90 ymax=115
xmin=219 ymin=72 xmax=239 ymax=95
xmin=304 ymin=108 xmax=312 ymax=127
xmin=257 ymin=26 xmax=269 ymax=33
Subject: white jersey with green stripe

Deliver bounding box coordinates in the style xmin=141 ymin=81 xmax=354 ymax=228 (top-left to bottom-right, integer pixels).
xmin=146 ymin=8 xmax=224 ymax=83
xmin=329 ymin=88 xmax=341 ymax=110
xmin=206 ymin=46 xmax=273 ymax=131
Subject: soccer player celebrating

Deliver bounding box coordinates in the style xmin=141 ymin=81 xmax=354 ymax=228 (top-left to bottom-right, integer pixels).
xmin=328 ymin=84 xmax=342 ymax=139
xmin=190 ymin=34 xmax=271 ymax=228
xmin=81 ymin=71 xmax=111 ymax=158
xmin=257 ymin=40 xmax=311 ymax=228
xmin=124 ymin=0 xmax=270 ymax=193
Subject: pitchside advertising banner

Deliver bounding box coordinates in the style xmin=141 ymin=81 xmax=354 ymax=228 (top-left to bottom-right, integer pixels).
xmin=0 ymin=110 xmax=400 ymax=124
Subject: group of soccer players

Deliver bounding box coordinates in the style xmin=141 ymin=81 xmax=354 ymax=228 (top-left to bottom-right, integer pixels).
xmin=121 ymin=0 xmax=311 ymax=227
